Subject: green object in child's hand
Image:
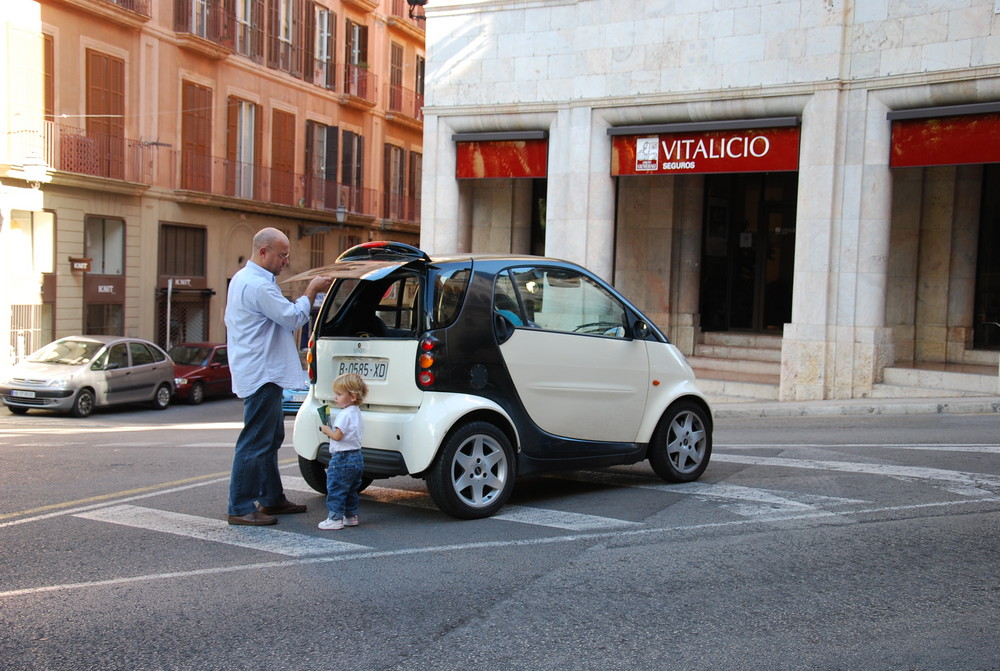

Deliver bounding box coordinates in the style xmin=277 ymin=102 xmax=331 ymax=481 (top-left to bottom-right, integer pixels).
xmin=317 ymin=405 xmax=330 ymax=425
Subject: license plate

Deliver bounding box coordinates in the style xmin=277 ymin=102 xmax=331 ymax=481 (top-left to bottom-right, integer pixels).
xmin=11 ymin=390 xmax=36 ymax=398
xmin=291 ymin=393 xmax=307 ymax=403
xmin=334 ymin=357 xmax=388 ymax=381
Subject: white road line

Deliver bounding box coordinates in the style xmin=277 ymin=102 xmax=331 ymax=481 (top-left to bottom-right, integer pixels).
xmin=713 ymin=454 xmax=1000 ymax=497
xmin=285 ymin=476 xmax=641 ymax=529
xmin=718 ymin=444 xmax=1000 ymax=454
xmin=6 ymin=496 xmax=997 ymax=600
xmin=74 ymin=505 xmax=369 ymax=557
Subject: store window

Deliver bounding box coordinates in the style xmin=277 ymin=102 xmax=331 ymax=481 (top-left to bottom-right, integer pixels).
xmin=84 ymin=216 xmax=124 ymax=275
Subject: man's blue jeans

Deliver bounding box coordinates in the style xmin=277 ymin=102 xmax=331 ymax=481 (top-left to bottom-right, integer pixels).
xmin=228 ymin=383 xmax=288 ymax=516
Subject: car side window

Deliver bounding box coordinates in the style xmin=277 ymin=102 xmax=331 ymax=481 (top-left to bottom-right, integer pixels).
xmin=432 ymin=268 xmax=470 ymax=329
xmin=130 ymin=342 xmax=155 ymax=366
xmin=213 ymin=348 xmax=228 ymax=366
xmin=494 ymin=272 xmax=526 ymax=326
xmin=106 ymin=343 xmax=129 ymax=370
xmin=509 ymin=267 xmax=628 ymax=338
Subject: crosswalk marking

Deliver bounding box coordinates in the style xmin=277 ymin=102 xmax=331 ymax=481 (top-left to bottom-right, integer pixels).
xmin=74 ymin=505 xmax=370 ymax=557
xmin=712 ymin=454 xmax=1000 ymax=497
xmin=284 ymin=476 xmax=641 ymax=528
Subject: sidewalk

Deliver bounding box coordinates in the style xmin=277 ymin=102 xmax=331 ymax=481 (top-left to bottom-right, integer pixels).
xmin=708 ymin=394 xmax=1000 ymax=418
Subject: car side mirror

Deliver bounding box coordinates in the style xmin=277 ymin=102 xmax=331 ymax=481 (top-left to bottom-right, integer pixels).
xmin=633 ymin=320 xmax=650 ymax=339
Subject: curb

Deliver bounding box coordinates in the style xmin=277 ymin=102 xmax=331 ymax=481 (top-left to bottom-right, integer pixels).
xmin=709 ymin=396 xmax=1000 ymax=419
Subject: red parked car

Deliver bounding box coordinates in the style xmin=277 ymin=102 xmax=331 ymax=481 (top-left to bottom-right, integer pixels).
xmin=168 ymin=343 xmax=232 ymax=405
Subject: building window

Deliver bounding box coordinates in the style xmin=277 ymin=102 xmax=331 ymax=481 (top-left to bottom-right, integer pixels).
xmin=181 ymin=80 xmax=212 ymax=192
xmin=389 ymin=42 xmax=403 ymax=112
xmin=309 ymin=231 xmax=326 ymax=268
xmin=86 ymin=304 xmax=124 ymax=337
xmin=267 ymin=0 xmax=303 ymax=75
xmin=342 ymin=130 xmax=364 ymax=212
xmin=271 ymin=109 xmax=296 ymax=205
xmin=236 ymin=0 xmax=263 ymax=59
xmin=159 ymin=224 xmax=206 ymax=277
xmin=312 ymin=5 xmax=335 ymax=88
xmin=305 ymin=120 xmax=338 ymax=210
xmin=226 ymin=97 xmax=260 ymax=199
xmin=84 ymin=216 xmax=125 ymax=275
xmin=345 ymin=19 xmax=368 ymax=98
xmin=384 ymin=143 xmax=405 ymax=220
xmin=408 ymin=151 xmax=422 ymax=222
xmin=43 ymin=34 xmax=54 ymax=121
xmin=10 ymin=210 xmax=55 ymax=275
xmin=86 ymin=49 xmax=125 ymax=180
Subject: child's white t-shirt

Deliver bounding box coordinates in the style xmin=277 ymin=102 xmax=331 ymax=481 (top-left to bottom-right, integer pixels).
xmin=330 ymin=404 xmax=362 ymax=452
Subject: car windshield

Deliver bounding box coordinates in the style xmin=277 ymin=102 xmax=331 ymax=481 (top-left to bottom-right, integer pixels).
xmin=168 ymin=345 xmax=211 ymax=366
xmin=27 ymin=339 xmax=105 ymax=365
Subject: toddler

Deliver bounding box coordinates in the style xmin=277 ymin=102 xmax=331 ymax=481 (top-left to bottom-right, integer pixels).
xmin=317 ymin=372 xmax=368 ymax=530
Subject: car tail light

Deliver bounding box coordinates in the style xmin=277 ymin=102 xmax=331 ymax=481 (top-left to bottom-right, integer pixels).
xmin=307 ymin=339 xmax=316 ymax=384
xmin=417 ymin=335 xmax=438 ymax=387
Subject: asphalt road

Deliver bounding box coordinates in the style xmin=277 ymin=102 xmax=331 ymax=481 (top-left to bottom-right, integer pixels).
xmin=1 ymin=400 xmax=999 ymax=671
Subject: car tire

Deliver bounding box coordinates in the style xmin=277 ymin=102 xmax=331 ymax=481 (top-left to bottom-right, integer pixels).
xmin=648 ymin=400 xmax=712 ymax=483
xmin=426 ymin=421 xmax=515 ymax=520
xmin=297 ymin=457 xmax=374 ymax=495
xmin=71 ymin=389 xmax=95 ymax=418
xmin=188 ymin=381 xmax=206 ymax=405
xmin=7 ymin=405 xmax=28 ymax=415
xmin=298 ymin=456 xmax=328 ymax=494
xmin=151 ymin=384 xmax=172 ymax=410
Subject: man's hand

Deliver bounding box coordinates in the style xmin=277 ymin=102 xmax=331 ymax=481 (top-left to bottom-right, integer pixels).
xmin=304 ymin=275 xmax=333 ymax=303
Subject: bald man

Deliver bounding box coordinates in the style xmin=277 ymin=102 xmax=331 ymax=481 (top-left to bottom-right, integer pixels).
xmin=224 ymin=227 xmax=332 ymax=525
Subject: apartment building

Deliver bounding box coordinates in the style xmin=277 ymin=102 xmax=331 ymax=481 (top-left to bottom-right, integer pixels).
xmin=1 ymin=0 xmax=424 ymax=367
xmin=420 ymin=0 xmax=1000 ymax=401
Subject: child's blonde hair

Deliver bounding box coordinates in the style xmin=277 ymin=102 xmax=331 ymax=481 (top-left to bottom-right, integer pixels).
xmin=333 ymin=372 xmax=368 ymax=405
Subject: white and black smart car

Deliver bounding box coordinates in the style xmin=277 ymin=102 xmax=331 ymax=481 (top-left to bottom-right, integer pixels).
xmin=290 ymin=242 xmax=713 ymax=519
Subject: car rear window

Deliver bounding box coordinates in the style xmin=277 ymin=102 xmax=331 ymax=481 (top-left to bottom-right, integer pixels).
xmin=431 ymin=268 xmax=470 ymax=329
xmin=317 ymin=270 xmax=424 ymax=338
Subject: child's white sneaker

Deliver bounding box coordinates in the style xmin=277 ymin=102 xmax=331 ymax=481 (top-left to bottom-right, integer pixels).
xmin=318 ymin=516 xmax=344 ymax=530
xmin=344 ymin=515 xmax=359 ymax=527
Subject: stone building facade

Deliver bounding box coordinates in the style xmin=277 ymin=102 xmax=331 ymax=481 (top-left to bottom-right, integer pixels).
xmin=1 ymin=0 xmax=424 ymax=368
xmin=419 ymin=0 xmax=1000 ymax=400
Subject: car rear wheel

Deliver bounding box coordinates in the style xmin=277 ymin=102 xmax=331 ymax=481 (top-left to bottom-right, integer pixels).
xmin=297 ymin=456 xmax=373 ymax=495
xmin=151 ymin=384 xmax=171 ymax=410
xmin=71 ymin=389 xmax=95 ymax=418
xmin=299 ymin=456 xmax=328 ymax=494
xmin=648 ymin=401 xmax=712 ymax=483
xmin=188 ymin=381 xmax=205 ymax=405
xmin=426 ymin=421 xmax=515 ymax=519
xmin=7 ymin=405 xmax=28 ymax=415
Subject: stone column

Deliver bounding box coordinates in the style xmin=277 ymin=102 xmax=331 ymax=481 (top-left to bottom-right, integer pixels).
xmin=780 ymin=89 xmax=895 ymax=400
xmin=419 ymin=114 xmax=463 ymax=255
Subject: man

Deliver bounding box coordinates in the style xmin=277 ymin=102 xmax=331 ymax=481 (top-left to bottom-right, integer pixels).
xmin=225 ymin=227 xmax=332 ymax=525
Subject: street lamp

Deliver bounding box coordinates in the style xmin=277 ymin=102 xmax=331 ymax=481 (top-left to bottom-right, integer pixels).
xmin=22 ymin=154 xmax=49 ymax=189
xmin=406 ymin=0 xmax=426 ymax=21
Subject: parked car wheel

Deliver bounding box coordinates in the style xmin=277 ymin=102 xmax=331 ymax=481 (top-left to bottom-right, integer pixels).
xmin=299 ymin=456 xmax=327 ymax=494
xmin=71 ymin=389 xmax=95 ymax=418
xmin=426 ymin=421 xmax=515 ymax=520
xmin=188 ymin=381 xmax=205 ymax=405
xmin=151 ymin=384 xmax=172 ymax=410
xmin=648 ymin=401 xmax=712 ymax=483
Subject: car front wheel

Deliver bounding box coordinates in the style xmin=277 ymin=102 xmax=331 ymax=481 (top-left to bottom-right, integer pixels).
xmin=71 ymin=389 xmax=95 ymax=418
xmin=648 ymin=400 xmax=712 ymax=483
xmin=426 ymin=421 xmax=515 ymax=520
xmin=188 ymin=381 xmax=205 ymax=405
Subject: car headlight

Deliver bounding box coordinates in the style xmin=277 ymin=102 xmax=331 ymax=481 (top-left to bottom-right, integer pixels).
xmin=175 ymin=377 xmax=189 ymax=386
xmin=45 ymin=378 xmax=70 ymax=388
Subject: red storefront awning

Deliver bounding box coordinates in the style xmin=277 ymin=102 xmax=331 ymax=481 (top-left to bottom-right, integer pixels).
xmin=889 ymin=105 xmax=1000 ymax=168
xmin=454 ymin=131 xmax=548 ymax=179
xmin=609 ymin=119 xmax=800 ymax=176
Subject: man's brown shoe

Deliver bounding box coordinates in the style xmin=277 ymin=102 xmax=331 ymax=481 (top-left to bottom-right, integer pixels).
xmin=227 ymin=511 xmax=277 ymax=526
xmin=258 ymin=500 xmax=307 ymax=515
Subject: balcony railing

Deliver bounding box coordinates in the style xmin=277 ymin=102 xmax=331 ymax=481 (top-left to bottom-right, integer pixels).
xmin=384 ymin=192 xmax=421 ymax=224
xmin=388 ymin=0 xmax=425 ymax=31
xmin=7 ymin=121 xmax=152 ymax=184
xmin=174 ymin=0 xmax=235 ymax=51
xmin=386 ymin=84 xmax=424 ymax=123
xmin=173 ymin=150 xmax=386 ymax=220
xmin=343 ymin=64 xmax=378 ymax=105
xmin=105 ymin=0 xmax=151 ymax=15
